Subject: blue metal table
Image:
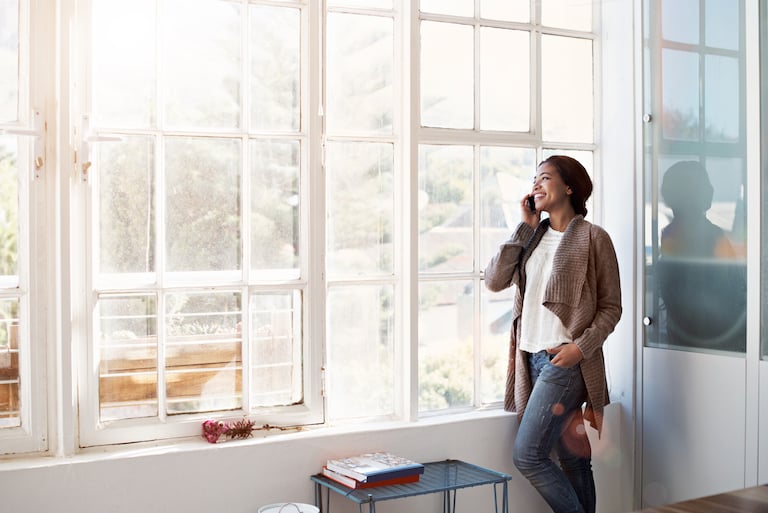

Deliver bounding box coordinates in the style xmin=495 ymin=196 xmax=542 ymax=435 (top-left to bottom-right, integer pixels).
xmin=311 ymin=459 xmax=511 ymax=513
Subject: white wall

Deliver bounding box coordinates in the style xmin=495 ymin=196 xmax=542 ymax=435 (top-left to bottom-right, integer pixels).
xmin=0 ymin=408 xmax=630 ymax=513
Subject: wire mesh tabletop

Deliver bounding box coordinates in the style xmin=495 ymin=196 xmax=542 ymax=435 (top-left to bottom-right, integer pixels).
xmin=311 ymin=459 xmax=511 ymax=513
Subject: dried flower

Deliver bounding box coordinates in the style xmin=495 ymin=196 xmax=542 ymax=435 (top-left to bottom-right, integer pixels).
xmin=202 ymin=418 xmax=302 ymax=443
xmin=202 ymin=419 xmax=229 ymax=443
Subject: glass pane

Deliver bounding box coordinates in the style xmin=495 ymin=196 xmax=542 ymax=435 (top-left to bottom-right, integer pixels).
xmin=705 ymin=55 xmax=739 ymax=142
xmin=480 ymin=0 xmax=529 ymax=22
xmin=652 ymin=159 xmax=746 ymax=352
xmin=249 ymin=6 xmax=300 ymax=132
xmin=705 ymin=0 xmax=739 ymax=50
xmin=326 ymin=142 xmax=393 ymax=276
xmin=480 ymin=146 xmax=537 ymax=266
xmin=420 ymin=0 xmax=473 ymax=17
xmin=480 ymin=284 xmax=511 ymax=404
xmin=418 ymin=280 xmax=473 ymax=412
xmin=0 ymin=0 xmax=19 ymax=123
xmin=326 ymin=285 xmax=394 ymax=420
xmin=421 ymin=21 xmax=474 ymax=129
xmin=165 ymin=137 xmax=241 ymax=273
xmin=541 ymin=0 xmax=592 ymax=32
xmin=95 ymin=136 xmax=155 ymax=275
xmin=328 ymin=0 xmax=393 ymax=10
xmin=327 ymin=13 xmax=393 ymax=133
xmin=250 ymin=291 xmax=302 ymax=408
xmin=0 ymin=137 xmax=19 ymax=280
xmin=480 ymin=28 xmax=529 ymax=131
xmin=541 ymin=35 xmax=593 ymax=143
xmin=92 ymin=0 xmax=155 ymax=128
xmin=165 ymin=291 xmax=242 ymax=414
xmin=250 ymin=140 xmax=299 ymax=274
xmin=162 ymin=0 xmax=241 ymax=129
xmin=662 ymin=0 xmax=700 ymax=44
xmin=98 ymin=294 xmax=157 ymax=421
xmin=662 ymin=49 xmax=699 ymax=141
xmin=0 ymin=298 xmax=20 ymax=427
xmin=419 ymin=145 xmax=473 ymax=273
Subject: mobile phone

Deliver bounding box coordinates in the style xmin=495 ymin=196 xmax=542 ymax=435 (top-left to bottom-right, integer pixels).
xmin=526 ymin=196 xmax=536 ymax=212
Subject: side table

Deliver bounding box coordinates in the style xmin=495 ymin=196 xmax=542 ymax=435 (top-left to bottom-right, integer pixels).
xmin=311 ymin=459 xmax=511 ymax=513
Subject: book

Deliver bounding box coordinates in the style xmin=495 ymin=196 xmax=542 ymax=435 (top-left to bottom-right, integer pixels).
xmin=321 ymin=466 xmax=420 ymax=489
xmin=325 ymin=452 xmax=425 ymax=483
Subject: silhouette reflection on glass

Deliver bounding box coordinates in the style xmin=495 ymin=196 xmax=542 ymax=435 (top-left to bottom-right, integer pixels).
xmin=657 ymin=161 xmax=746 ymax=352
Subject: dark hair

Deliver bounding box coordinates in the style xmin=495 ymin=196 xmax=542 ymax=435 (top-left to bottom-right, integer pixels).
xmin=661 ymin=160 xmax=713 ymax=215
xmin=539 ymin=155 xmax=592 ymax=216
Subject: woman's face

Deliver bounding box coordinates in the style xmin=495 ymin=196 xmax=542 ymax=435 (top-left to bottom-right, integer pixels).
xmin=532 ymin=163 xmax=572 ymax=213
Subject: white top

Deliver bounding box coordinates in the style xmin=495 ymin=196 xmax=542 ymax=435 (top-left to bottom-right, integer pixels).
xmin=519 ymin=228 xmax=573 ymax=353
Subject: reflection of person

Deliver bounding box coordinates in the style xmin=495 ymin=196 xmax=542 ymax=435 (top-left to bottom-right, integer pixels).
xmin=657 ymin=160 xmax=746 ymax=350
xmin=484 ymin=156 xmax=622 ymax=513
xmin=660 ymin=161 xmax=737 ymax=258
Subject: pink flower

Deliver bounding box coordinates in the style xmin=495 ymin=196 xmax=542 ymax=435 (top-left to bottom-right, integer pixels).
xmin=202 ymin=419 xmax=229 ymax=443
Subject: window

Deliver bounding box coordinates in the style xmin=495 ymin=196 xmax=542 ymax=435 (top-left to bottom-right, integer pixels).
xmin=417 ymin=1 xmax=596 ymax=412
xmin=0 ymin=0 xmax=47 ymax=454
xmin=0 ymin=0 xmax=597 ymax=452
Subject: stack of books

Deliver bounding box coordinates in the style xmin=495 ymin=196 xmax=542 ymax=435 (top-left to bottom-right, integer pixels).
xmin=321 ymin=451 xmax=425 ymax=489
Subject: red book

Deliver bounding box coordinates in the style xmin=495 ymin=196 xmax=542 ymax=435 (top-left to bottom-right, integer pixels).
xmin=321 ymin=466 xmax=420 ymax=489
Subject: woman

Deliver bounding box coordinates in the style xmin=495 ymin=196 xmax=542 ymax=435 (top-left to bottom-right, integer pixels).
xmin=484 ymin=155 xmax=622 ymax=513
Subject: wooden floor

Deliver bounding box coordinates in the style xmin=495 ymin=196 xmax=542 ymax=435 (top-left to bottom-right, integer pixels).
xmin=635 ymin=485 xmax=768 ymax=513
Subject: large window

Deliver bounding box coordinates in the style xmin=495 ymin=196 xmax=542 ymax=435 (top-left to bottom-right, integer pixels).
xmin=0 ymin=0 xmax=47 ymax=454
xmin=417 ymin=1 xmax=596 ymax=412
xmin=0 ymin=0 xmax=596 ymax=452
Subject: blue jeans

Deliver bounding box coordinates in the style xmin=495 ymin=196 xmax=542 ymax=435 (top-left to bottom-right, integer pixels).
xmin=513 ymin=350 xmax=595 ymax=513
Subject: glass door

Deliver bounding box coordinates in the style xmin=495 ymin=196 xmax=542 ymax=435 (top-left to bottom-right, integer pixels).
xmin=641 ymin=0 xmax=749 ymax=506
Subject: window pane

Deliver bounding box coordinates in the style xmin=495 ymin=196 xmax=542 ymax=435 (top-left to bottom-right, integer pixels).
xmin=98 ymin=294 xmax=158 ymax=422
xmin=165 ymin=137 xmax=241 ymax=273
xmin=95 ymin=136 xmax=155 ymax=275
xmin=327 ymin=13 xmax=393 ymax=134
xmin=162 ymin=0 xmax=241 ymax=129
xmin=250 ymin=291 xmax=302 ymax=408
xmin=420 ymin=0 xmax=473 ymax=17
xmin=662 ymin=49 xmax=700 ymax=141
xmin=480 ymin=28 xmax=529 ymax=131
xmin=480 ymin=285 xmax=510 ymax=404
xmin=541 ymin=0 xmax=592 ymax=32
xmin=480 ymin=146 xmax=537 ymax=266
xmin=165 ymin=291 xmax=242 ymax=414
xmin=92 ymin=0 xmax=155 ymax=128
xmin=662 ymin=0 xmax=699 ymax=45
xmin=419 ymin=280 xmax=473 ymax=412
xmin=328 ymin=0 xmax=392 ymax=10
xmin=327 ymin=285 xmax=394 ymax=420
xmin=541 ymin=35 xmax=593 ymax=143
xmin=480 ymin=0 xmax=529 ymax=22
xmin=249 ymin=5 xmax=300 ymax=132
xmin=705 ymin=55 xmax=739 ymax=142
xmin=0 ymin=298 xmax=20 ymax=427
xmin=0 ymin=0 xmax=19 ymax=123
xmin=250 ymin=140 xmax=299 ymax=274
xmin=326 ymin=142 xmax=393 ymax=276
xmin=419 ymin=145 xmax=473 ymax=273
xmin=705 ymin=0 xmax=739 ymax=50
xmin=421 ymin=21 xmax=474 ymax=129
xmin=0 ymin=137 xmax=19 ymax=280
xmin=652 ymin=159 xmax=746 ymax=352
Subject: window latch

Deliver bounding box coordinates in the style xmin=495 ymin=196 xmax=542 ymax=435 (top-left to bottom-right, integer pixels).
xmin=0 ymin=108 xmax=45 ymax=179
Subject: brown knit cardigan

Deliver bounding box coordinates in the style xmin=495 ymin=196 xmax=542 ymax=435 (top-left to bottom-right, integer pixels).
xmin=484 ymin=216 xmax=622 ymax=435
